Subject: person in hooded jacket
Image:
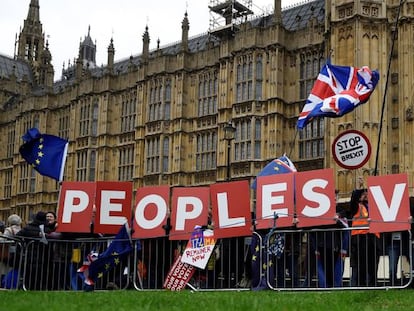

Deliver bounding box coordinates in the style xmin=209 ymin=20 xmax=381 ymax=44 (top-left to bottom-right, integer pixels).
xmin=17 ymin=211 xmax=52 ymax=239
xmin=17 ymin=211 xmax=53 ymax=290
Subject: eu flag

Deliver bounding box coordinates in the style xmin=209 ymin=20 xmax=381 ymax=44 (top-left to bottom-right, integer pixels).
xmin=78 ymin=223 xmax=133 ymax=285
xmin=19 ymin=128 xmax=68 ymax=182
xmin=250 ymin=232 xmax=277 ymax=290
xmin=297 ymin=62 xmax=379 ymax=130
xmin=251 ymin=154 xmax=297 ymax=190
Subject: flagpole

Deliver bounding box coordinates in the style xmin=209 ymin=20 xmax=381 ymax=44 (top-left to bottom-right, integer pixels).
xmin=373 ymin=0 xmax=403 ymax=176
xmin=55 ymin=182 xmax=63 ymax=228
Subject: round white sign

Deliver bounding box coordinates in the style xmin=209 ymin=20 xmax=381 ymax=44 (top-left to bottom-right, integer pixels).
xmin=332 ymin=130 xmax=371 ymax=169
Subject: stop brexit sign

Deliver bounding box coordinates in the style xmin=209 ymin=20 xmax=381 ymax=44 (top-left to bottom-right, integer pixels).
xmin=332 ymin=130 xmax=371 ymax=169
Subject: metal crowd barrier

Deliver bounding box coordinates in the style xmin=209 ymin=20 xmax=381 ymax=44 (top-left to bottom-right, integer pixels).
xmin=0 ymin=227 xmax=412 ymax=291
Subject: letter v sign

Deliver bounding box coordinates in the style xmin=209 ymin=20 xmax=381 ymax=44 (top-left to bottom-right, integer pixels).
xmin=367 ymin=173 xmax=411 ymax=233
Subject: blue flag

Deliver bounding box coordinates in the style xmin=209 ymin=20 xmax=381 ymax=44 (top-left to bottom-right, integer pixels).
xmin=19 ymin=128 xmax=68 ymax=182
xmin=251 ymin=154 xmax=297 ymax=190
xmin=250 ymin=232 xmax=277 ymax=290
xmin=78 ymin=223 xmax=133 ymax=286
xmin=297 ymin=62 xmax=379 ymax=129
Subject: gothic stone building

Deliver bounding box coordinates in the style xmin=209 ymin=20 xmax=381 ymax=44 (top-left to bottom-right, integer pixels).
xmin=0 ymin=0 xmax=410 ymax=222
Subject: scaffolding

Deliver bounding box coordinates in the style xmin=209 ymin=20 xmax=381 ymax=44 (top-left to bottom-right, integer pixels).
xmin=208 ymin=0 xmax=254 ymax=37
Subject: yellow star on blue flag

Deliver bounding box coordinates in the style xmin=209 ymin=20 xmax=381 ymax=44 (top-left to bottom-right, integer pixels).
xmin=19 ymin=128 xmax=68 ymax=181
xmin=80 ymin=223 xmax=133 ymax=286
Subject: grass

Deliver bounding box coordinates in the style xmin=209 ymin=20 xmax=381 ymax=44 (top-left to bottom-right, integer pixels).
xmin=1 ymin=289 xmax=414 ymax=311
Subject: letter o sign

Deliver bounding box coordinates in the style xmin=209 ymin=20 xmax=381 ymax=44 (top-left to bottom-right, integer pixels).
xmin=332 ymin=130 xmax=371 ymax=169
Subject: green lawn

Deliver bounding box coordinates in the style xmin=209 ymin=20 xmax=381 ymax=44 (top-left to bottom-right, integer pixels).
xmin=1 ymin=289 xmax=414 ymax=311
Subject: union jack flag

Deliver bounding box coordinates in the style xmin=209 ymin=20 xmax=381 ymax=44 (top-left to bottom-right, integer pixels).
xmin=297 ymin=62 xmax=379 ymax=129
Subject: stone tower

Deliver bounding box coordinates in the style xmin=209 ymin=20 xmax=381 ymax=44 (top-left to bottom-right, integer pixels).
xmin=79 ymin=26 xmax=97 ymax=69
xmin=16 ymin=0 xmax=54 ymax=85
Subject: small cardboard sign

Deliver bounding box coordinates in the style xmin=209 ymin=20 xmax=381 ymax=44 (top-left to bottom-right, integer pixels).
xmin=181 ymin=227 xmax=216 ymax=269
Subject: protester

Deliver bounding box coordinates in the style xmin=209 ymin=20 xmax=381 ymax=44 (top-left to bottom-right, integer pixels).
xmin=0 ymin=214 xmax=22 ymax=289
xmin=46 ymin=211 xmax=61 ymax=239
xmin=2 ymin=214 xmax=22 ymax=265
xmin=46 ymin=211 xmax=57 ymax=230
xmin=0 ymin=219 xmax=7 ymax=286
xmin=16 ymin=211 xmax=52 ymax=290
xmin=383 ymin=231 xmax=408 ymax=285
xmin=17 ymin=211 xmax=51 ymax=238
xmin=310 ymin=204 xmax=350 ymax=288
xmin=3 ymin=214 xmax=22 ymax=237
xmin=45 ymin=210 xmax=69 ymax=289
xmin=382 ymin=200 xmax=414 ymax=285
xmin=349 ymin=188 xmax=381 ymax=286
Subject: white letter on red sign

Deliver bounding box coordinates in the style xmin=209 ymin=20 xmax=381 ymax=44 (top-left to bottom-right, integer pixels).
xmin=217 ymin=192 xmax=245 ymax=228
xmin=370 ymin=183 xmax=405 ymax=222
xmin=175 ymin=196 xmax=203 ymax=230
xmin=100 ymin=190 xmax=128 ymax=225
xmin=301 ymin=179 xmax=330 ymax=217
xmin=62 ymin=190 xmax=89 ymax=223
xmin=136 ymin=194 xmax=168 ymax=229
xmin=262 ymin=183 xmax=289 ymax=219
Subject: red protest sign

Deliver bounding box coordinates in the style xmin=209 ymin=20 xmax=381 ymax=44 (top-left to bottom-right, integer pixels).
xmin=163 ymin=255 xmax=195 ymax=291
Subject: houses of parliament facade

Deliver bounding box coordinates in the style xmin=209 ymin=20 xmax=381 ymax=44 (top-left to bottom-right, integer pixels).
xmin=0 ymin=0 xmax=411 ymax=222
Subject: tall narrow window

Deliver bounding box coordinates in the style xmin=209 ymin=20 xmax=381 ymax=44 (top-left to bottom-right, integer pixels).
xmin=146 ymin=137 xmax=160 ymax=173
xmin=234 ymin=119 xmax=253 ymax=161
xmin=236 ymin=54 xmax=263 ymax=102
xmin=254 ymin=119 xmax=261 ymax=158
xmin=255 ymin=55 xmax=263 ymax=100
xmin=25 ymin=41 xmax=31 ymax=60
xmin=19 ymin=164 xmax=30 ymax=193
xmin=119 ymin=146 xmax=134 ymax=181
xmin=91 ymin=100 xmax=99 ymax=137
xmin=79 ymin=101 xmax=91 ymax=137
xmin=4 ymin=169 xmax=12 ymax=199
xmin=89 ymin=150 xmax=96 ymax=181
xmin=162 ymin=137 xmax=169 ymax=173
xmin=76 ymin=150 xmax=88 ymax=181
xmin=121 ymin=91 xmax=137 ymax=133
xmin=197 ymin=71 xmax=218 ymax=117
xmin=148 ymin=79 xmax=163 ymax=121
xmin=196 ymin=132 xmax=217 ymax=171
xmin=29 ymin=168 xmax=36 ymax=193
xmin=6 ymin=127 xmax=15 ymax=158
xmin=58 ymin=111 xmax=70 ymax=139
xmin=32 ymin=115 xmax=39 ymax=131
xmin=164 ymin=81 xmax=171 ymax=120
xmin=299 ymin=117 xmax=325 ymax=159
